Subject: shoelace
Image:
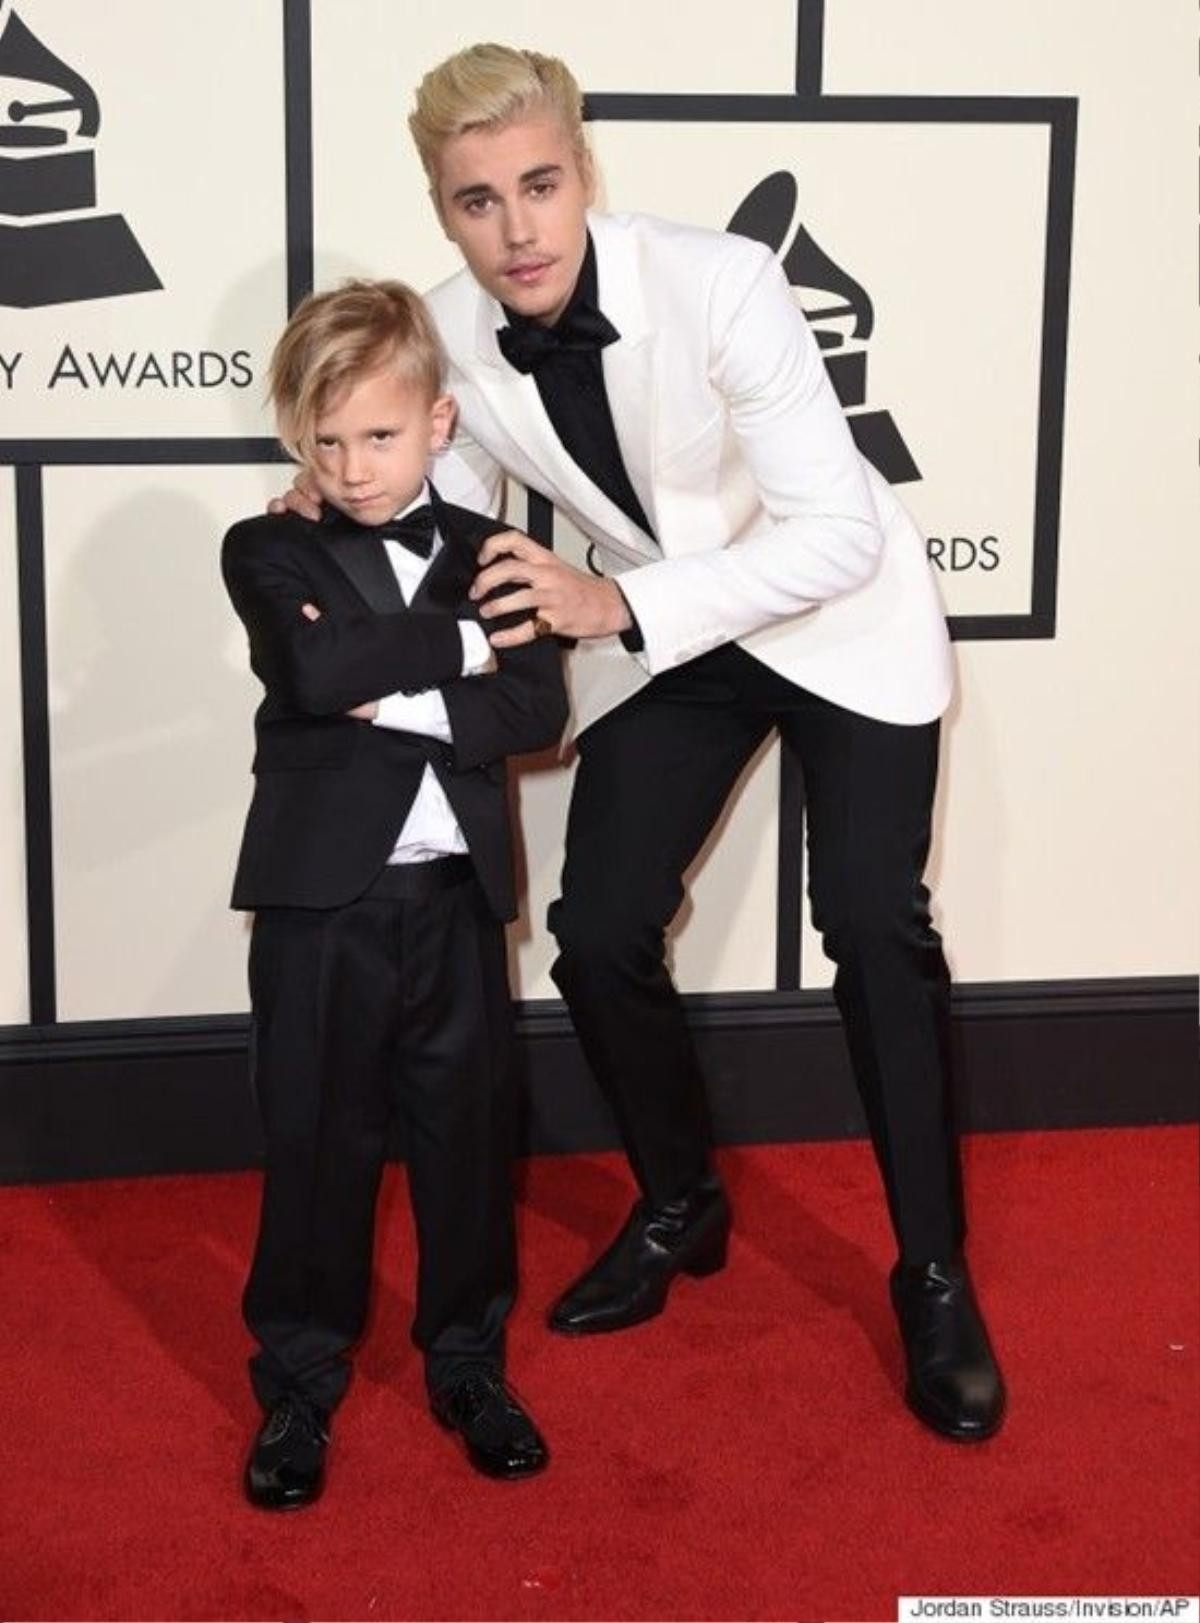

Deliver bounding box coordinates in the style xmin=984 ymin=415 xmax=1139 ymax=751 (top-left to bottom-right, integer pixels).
xmin=448 ymin=1369 xmax=521 ymax=1424
xmin=264 ymin=1391 xmax=329 ymax=1446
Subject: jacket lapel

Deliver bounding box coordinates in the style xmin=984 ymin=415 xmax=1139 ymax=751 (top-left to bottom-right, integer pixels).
xmin=410 ymin=486 xmax=480 ymax=612
xmin=317 ymin=515 xmax=408 ymax=614
xmin=590 ymin=212 xmax=660 ymax=543
xmin=466 ymin=219 xmax=661 ymax=562
xmin=317 ymin=497 xmax=475 ymax=618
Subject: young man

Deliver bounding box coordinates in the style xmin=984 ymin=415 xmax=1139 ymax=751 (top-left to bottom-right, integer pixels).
xmin=279 ymin=46 xmax=1004 ymax=1442
xmin=225 ymin=279 xmax=567 ymax=1507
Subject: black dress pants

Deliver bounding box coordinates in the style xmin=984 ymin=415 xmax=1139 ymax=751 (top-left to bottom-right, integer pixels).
xmin=242 ymin=861 xmax=517 ymax=1414
xmin=549 ymin=644 xmax=963 ymax=1264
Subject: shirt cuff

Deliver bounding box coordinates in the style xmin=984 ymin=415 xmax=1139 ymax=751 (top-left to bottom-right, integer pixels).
xmin=459 ymin=618 xmax=493 ymax=675
xmin=372 ymin=688 xmax=453 ymax=741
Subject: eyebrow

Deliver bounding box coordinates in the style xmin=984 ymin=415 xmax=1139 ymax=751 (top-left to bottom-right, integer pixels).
xmin=450 ymin=163 xmax=564 ymax=204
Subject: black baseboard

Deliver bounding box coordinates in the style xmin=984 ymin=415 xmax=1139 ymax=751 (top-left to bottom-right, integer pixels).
xmin=0 ymin=978 xmax=1194 ymax=1184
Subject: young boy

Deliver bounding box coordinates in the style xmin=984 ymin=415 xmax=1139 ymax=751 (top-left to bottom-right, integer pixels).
xmin=222 ymin=279 xmax=567 ymax=1508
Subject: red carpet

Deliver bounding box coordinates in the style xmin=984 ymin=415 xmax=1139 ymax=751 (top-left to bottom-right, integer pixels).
xmin=1 ymin=1126 xmax=1196 ymax=1622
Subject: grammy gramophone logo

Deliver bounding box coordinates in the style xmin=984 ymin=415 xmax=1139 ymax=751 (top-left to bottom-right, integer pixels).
xmin=0 ymin=0 xmax=160 ymax=307
xmin=727 ymin=173 xmax=919 ymax=486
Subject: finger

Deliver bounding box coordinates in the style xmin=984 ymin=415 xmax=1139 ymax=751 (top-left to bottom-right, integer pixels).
xmin=283 ymin=488 xmax=322 ymax=521
xmin=301 ymin=602 xmax=321 ymax=621
xmin=476 ymin=530 xmax=543 ymax=567
xmin=487 ymin=621 xmax=537 ymax=649
xmin=471 ymin=558 xmax=549 ymax=599
xmin=478 ymin=587 xmax=543 ymax=620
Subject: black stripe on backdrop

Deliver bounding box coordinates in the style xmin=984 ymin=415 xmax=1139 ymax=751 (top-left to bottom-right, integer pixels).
xmin=776 ymin=746 xmax=806 ymax=990
xmin=1031 ymin=96 xmax=1076 ymax=639
xmin=796 ymin=0 xmax=825 ymax=95
xmin=283 ymin=0 xmax=314 ymax=312
xmin=13 ymin=468 xmax=55 ymax=1025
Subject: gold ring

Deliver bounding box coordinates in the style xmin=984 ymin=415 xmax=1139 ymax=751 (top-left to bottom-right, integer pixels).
xmin=532 ymin=615 xmax=553 ymax=639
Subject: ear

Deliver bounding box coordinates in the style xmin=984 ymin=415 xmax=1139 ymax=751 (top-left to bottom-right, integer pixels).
xmin=429 ymin=393 xmax=457 ymax=452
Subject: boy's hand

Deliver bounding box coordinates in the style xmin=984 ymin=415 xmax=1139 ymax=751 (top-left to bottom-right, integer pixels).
xmin=300 ymin=601 xmax=378 ymax=719
xmin=268 ymin=468 xmax=322 ymax=522
xmin=469 ymin=530 xmax=632 ymax=647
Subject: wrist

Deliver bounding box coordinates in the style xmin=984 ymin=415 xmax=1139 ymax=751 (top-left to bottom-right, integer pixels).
xmin=602 ymin=577 xmax=633 ymax=635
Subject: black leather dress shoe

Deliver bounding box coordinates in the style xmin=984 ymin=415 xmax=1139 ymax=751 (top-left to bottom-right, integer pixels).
xmin=548 ymin=1175 xmax=731 ymax=1335
xmin=244 ymin=1392 xmax=330 ymax=1509
xmin=431 ymin=1368 xmax=549 ymax=1479
xmin=890 ymin=1257 xmax=1006 ymax=1442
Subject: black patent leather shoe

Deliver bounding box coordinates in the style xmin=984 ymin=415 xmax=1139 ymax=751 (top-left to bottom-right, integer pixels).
xmin=548 ymin=1175 xmax=731 ymax=1335
xmin=431 ymin=1368 xmax=548 ymax=1479
xmin=244 ymin=1392 xmax=330 ymax=1509
xmin=890 ymin=1257 xmax=1006 ymax=1442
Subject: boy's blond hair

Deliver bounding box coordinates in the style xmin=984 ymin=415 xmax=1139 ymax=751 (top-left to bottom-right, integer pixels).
xmin=409 ymin=43 xmax=587 ymax=190
xmin=268 ymin=279 xmax=446 ymax=460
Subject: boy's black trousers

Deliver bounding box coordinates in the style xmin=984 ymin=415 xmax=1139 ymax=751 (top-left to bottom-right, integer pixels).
xmin=242 ymin=859 xmax=517 ymax=1415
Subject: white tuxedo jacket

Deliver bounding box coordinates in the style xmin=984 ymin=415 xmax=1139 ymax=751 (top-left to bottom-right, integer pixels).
xmin=425 ymin=209 xmax=953 ymax=738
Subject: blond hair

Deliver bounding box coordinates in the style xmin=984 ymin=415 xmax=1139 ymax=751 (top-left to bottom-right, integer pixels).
xmin=409 ymin=42 xmax=586 ymax=187
xmin=268 ymin=279 xmax=446 ymax=460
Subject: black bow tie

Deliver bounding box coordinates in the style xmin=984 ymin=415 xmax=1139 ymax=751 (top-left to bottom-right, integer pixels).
xmin=497 ymin=303 xmax=620 ymax=375
xmin=360 ymin=504 xmax=437 ymax=559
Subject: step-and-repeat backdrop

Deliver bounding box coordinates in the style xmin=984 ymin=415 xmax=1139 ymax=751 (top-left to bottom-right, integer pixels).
xmin=0 ymin=0 xmax=1194 ymax=1022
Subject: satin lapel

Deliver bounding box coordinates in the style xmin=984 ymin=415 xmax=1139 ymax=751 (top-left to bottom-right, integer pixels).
xmin=318 ymin=527 xmax=407 ymax=613
xmin=410 ymin=490 xmax=479 ymax=613
xmin=470 ymin=255 xmax=660 ymax=560
xmin=591 ymin=213 xmax=660 ymax=542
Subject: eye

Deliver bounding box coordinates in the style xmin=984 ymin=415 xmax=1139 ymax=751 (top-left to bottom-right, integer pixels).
xmin=528 ymin=180 xmax=557 ymax=199
xmin=314 ymin=435 xmax=336 ymax=448
xmin=370 ymin=430 xmax=396 ymax=444
xmin=462 ymin=195 xmax=493 ymax=216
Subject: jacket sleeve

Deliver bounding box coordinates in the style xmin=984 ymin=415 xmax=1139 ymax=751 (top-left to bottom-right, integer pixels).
xmin=221 ymin=524 xmax=466 ymax=714
xmin=440 ymin=597 xmax=569 ymax=770
xmin=614 ymin=241 xmax=887 ymax=675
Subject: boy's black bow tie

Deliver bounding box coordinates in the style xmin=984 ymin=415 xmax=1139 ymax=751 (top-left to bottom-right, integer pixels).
xmin=497 ymin=304 xmax=620 ymax=374
xmin=336 ymin=505 xmax=437 ymax=559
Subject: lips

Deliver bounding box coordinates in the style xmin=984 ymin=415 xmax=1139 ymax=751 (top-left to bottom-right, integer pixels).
xmin=504 ymin=258 xmax=555 ymax=285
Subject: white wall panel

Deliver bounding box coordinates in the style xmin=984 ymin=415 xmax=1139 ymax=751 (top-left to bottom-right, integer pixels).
xmin=44 ymin=464 xmax=276 ymax=1020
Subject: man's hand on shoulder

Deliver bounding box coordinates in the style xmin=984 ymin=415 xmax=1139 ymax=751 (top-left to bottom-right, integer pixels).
xmin=267 ymin=467 xmax=322 ymax=522
xmin=469 ymin=530 xmax=632 ymax=648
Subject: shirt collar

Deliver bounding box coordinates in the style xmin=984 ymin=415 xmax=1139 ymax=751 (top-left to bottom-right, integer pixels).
xmin=388 ymin=480 xmax=432 ymax=523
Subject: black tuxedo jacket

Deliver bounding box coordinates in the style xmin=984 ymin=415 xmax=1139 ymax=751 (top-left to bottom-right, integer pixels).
xmin=221 ymin=485 xmax=567 ymax=921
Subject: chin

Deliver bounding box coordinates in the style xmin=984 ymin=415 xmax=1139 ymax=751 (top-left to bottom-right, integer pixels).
xmin=498 ymin=280 xmax=564 ymax=323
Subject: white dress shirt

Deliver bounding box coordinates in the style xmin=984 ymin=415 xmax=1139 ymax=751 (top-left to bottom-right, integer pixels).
xmin=369 ymin=485 xmax=491 ymax=865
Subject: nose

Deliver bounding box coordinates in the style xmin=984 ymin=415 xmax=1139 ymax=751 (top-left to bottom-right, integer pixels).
xmin=503 ymin=197 xmax=535 ymax=249
xmin=341 ymin=445 xmax=369 ymax=485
